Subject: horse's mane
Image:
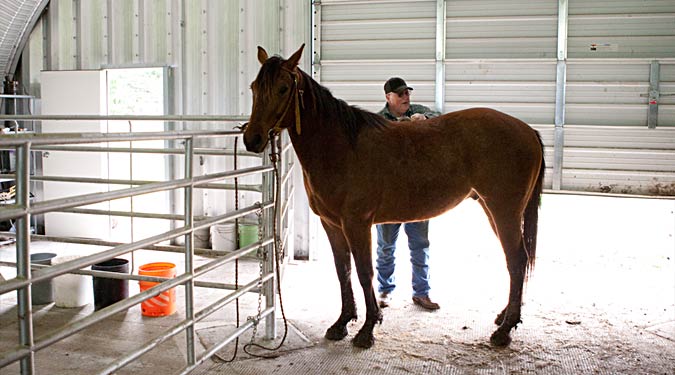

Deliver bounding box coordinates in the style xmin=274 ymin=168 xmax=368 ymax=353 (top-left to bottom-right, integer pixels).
xmin=260 ymin=56 xmax=388 ymax=146
xmin=300 ymin=69 xmax=388 ymax=145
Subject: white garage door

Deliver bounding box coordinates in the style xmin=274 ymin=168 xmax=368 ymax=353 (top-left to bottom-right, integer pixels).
xmin=313 ymin=0 xmax=675 ymax=197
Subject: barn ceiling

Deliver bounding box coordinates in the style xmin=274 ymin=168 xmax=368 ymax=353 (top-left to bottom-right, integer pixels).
xmin=0 ymin=0 xmax=47 ymax=77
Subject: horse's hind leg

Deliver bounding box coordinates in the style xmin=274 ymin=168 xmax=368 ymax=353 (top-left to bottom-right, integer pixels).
xmin=321 ymin=219 xmax=357 ymax=341
xmin=484 ymin=204 xmax=528 ymax=347
xmin=477 ymin=197 xmax=511 ymax=325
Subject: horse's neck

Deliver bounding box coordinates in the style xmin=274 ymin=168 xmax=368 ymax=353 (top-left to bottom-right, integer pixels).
xmin=289 ymin=114 xmax=345 ymax=171
xmin=288 ymin=94 xmax=350 ymax=174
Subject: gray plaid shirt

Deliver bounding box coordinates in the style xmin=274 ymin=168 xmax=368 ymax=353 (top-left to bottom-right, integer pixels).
xmin=378 ymin=103 xmax=440 ymax=121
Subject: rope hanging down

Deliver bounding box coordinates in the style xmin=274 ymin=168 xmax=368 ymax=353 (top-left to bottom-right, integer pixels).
xmin=243 ymin=131 xmax=289 ymax=358
xmin=214 ymin=135 xmax=242 ymax=363
xmin=214 ymin=126 xmax=289 ymax=361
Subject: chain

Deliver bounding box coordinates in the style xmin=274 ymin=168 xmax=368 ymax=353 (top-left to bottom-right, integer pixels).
xmin=247 ymin=205 xmax=265 ymax=344
xmin=243 ymin=132 xmax=289 ymax=359
xmin=214 ymin=132 xmax=242 ymax=363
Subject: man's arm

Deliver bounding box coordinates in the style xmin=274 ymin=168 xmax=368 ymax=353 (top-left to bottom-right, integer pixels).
xmin=410 ymin=104 xmax=441 ymax=120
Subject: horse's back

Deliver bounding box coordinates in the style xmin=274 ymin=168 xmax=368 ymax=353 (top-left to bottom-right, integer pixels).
xmin=363 ymin=107 xmax=543 ymax=223
xmin=437 ymin=107 xmax=543 ymax=196
xmin=435 ymin=107 xmax=542 ymax=161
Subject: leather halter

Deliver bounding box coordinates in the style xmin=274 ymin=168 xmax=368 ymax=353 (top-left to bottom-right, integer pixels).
xmin=269 ymin=68 xmax=303 ymax=136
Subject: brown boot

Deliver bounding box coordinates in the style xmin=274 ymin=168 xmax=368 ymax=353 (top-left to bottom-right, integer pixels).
xmin=412 ymin=295 xmax=440 ymax=311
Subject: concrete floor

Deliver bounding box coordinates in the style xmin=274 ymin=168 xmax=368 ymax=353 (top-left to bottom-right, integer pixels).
xmin=1 ymin=194 xmax=674 ymax=374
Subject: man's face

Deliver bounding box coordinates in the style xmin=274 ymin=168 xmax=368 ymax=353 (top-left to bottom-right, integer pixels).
xmin=386 ymin=89 xmax=411 ymax=118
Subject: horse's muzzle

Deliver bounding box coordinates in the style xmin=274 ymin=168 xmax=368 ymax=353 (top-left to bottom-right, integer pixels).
xmin=243 ymin=132 xmax=264 ymax=153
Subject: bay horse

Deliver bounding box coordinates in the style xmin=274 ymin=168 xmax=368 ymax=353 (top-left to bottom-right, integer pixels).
xmin=243 ymin=44 xmax=545 ymax=349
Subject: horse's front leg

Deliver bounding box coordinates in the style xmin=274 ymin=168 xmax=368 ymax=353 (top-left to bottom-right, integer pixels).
xmin=321 ymin=219 xmax=357 ymax=341
xmin=343 ymin=220 xmax=381 ymax=348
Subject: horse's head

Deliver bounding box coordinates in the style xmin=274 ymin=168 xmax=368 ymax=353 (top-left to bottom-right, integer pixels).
xmin=243 ymin=44 xmax=305 ymax=153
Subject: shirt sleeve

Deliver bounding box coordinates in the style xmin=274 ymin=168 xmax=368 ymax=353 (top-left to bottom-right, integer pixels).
xmin=411 ymin=104 xmax=441 ymax=119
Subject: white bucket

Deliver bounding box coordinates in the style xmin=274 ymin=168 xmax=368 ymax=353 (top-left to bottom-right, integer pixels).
xmin=210 ymin=223 xmax=237 ymax=251
xmin=53 ymin=255 xmax=93 ymax=308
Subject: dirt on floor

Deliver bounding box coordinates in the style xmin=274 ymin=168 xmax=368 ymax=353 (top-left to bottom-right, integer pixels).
xmin=1 ymin=195 xmax=673 ymax=374
xmin=199 ymin=195 xmax=675 ymax=374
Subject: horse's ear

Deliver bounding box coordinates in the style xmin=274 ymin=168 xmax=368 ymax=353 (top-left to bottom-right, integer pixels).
xmin=283 ymin=44 xmax=305 ymax=69
xmin=257 ymin=46 xmax=269 ymax=65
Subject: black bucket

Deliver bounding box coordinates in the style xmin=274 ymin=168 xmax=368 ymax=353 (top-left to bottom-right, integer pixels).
xmin=30 ymin=252 xmax=57 ymax=305
xmin=92 ymin=258 xmax=129 ymax=311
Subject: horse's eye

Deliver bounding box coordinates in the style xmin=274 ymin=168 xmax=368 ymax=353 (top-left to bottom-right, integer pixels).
xmin=279 ymin=86 xmax=288 ymax=95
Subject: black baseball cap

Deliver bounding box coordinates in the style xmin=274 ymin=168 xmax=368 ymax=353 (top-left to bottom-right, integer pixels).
xmin=384 ymin=77 xmax=413 ymax=94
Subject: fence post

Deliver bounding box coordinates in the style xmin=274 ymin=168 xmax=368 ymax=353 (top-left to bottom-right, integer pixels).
xmin=183 ymin=137 xmax=196 ymax=365
xmin=262 ymin=137 xmax=277 ymax=340
xmin=16 ymin=142 xmax=35 ymax=374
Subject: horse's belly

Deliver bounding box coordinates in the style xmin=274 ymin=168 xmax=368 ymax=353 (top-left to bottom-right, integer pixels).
xmin=373 ymin=186 xmax=471 ymax=224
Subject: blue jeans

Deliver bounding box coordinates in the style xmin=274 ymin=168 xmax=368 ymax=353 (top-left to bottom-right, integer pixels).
xmin=376 ymin=220 xmax=431 ymax=298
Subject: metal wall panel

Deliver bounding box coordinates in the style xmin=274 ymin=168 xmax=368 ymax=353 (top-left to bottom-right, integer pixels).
xmin=444 ymin=61 xmax=557 ymax=124
xmin=446 ymin=0 xmax=558 ymax=17
xmin=445 ymin=0 xmax=557 ymax=59
xmin=565 ymin=60 xmax=675 ymax=128
xmin=568 ymin=0 xmax=675 ymax=58
xmin=77 ymin=1 xmax=105 ymax=69
xmin=317 ymin=0 xmax=675 ymax=196
xmin=320 ymin=0 xmax=436 ymax=59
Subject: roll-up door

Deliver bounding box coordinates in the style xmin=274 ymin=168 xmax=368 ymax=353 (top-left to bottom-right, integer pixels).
xmin=313 ymin=0 xmax=675 ymax=197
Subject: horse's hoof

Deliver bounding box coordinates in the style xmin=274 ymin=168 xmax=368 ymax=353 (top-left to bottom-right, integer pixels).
xmin=490 ymin=330 xmax=512 ymax=347
xmin=325 ymin=324 xmax=348 ymax=341
xmin=352 ymin=330 xmax=374 ymax=349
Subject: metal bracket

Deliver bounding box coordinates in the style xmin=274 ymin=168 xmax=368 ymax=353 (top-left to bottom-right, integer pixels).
xmin=640 ymin=60 xmax=675 ymax=129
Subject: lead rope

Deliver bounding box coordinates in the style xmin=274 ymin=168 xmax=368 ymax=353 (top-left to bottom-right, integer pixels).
xmin=214 ymin=135 xmax=242 ymax=363
xmin=243 ymin=132 xmax=289 ymax=358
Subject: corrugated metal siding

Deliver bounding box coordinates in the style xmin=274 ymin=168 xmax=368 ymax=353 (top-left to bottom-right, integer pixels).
xmin=320 ymin=0 xmax=436 ymax=59
xmin=444 ymin=61 xmax=557 ymax=124
xmin=317 ymin=0 xmax=675 ymax=196
xmin=27 ymin=0 xmax=307 ymax=117
xmin=445 ymin=0 xmax=558 ymax=59
xmin=20 ymin=0 xmax=310 ymax=216
xmin=568 ymin=0 xmax=675 ymax=58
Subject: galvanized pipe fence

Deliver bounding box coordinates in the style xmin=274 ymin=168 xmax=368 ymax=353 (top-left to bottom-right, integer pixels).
xmin=0 ymin=114 xmax=295 ymax=374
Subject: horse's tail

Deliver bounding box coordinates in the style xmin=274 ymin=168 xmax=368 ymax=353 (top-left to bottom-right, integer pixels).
xmin=524 ymin=130 xmax=545 ymax=279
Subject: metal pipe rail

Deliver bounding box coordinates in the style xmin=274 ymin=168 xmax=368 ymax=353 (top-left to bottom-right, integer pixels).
xmin=0 ymin=260 xmax=267 ymax=292
xmin=31 ymin=145 xmax=261 ymax=158
xmin=0 ymin=174 xmax=263 ymax=193
xmin=0 ymin=164 xmax=273 ymax=221
xmin=0 ymin=119 xmax=293 ymax=373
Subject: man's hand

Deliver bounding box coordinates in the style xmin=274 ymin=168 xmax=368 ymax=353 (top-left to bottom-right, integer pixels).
xmin=410 ymin=113 xmax=426 ymax=121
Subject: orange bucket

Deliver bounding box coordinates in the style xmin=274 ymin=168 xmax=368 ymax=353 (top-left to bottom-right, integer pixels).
xmin=138 ymin=262 xmax=177 ymax=317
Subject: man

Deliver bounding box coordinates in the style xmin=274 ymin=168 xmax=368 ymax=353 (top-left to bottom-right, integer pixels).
xmin=376 ymin=77 xmax=441 ymax=311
